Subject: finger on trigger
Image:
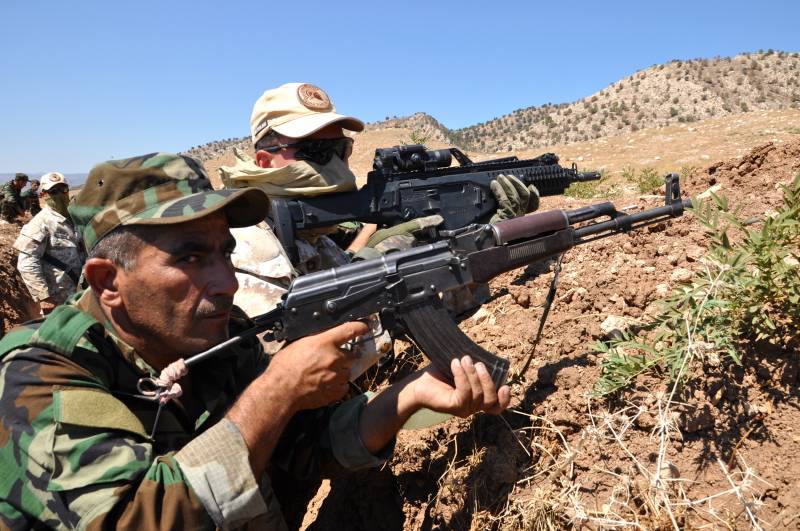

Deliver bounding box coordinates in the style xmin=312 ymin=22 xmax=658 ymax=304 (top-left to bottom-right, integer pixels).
xmin=323 ymin=320 xmax=370 ymax=345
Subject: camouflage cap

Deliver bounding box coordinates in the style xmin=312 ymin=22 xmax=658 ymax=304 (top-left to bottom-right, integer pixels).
xmin=14 ymin=172 xmax=29 ymax=182
xmin=70 ymin=152 xmax=269 ymax=251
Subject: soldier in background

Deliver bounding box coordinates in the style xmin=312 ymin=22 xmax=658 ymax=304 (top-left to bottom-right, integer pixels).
xmin=0 ymin=173 xmax=29 ymax=223
xmin=13 ymin=172 xmax=84 ymax=315
xmin=21 ymin=179 xmax=41 ymax=215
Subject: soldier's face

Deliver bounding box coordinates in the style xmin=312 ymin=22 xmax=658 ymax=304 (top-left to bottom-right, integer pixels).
xmin=117 ymin=212 xmax=239 ymax=357
xmin=255 ymin=124 xmax=348 ymax=169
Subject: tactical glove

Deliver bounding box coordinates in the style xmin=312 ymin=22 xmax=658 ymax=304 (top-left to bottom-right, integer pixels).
xmin=353 ymin=215 xmax=444 ymax=261
xmin=489 ymin=174 xmax=540 ymax=223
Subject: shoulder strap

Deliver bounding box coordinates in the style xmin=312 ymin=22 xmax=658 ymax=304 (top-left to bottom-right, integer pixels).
xmin=0 ymin=305 xmax=98 ymax=360
xmin=40 ymin=253 xmax=80 ymax=285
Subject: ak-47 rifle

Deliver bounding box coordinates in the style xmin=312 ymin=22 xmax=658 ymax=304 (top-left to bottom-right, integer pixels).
xmin=270 ymin=145 xmax=601 ymax=263
xmin=179 ymin=175 xmax=691 ymax=389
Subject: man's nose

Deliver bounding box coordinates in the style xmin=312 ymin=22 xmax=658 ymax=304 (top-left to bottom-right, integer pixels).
xmin=208 ymin=255 xmax=238 ymax=296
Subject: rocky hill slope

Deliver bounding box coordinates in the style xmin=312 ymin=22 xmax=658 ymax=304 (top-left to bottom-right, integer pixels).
xmin=373 ymin=51 xmax=800 ymax=152
xmin=184 ymin=51 xmax=800 ymax=167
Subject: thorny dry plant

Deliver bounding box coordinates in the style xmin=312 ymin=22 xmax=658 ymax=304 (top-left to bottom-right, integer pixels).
xmin=471 ymin=387 xmax=771 ymax=529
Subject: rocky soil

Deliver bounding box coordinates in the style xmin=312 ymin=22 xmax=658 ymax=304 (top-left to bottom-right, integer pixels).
xmin=299 ymin=140 xmax=800 ymax=530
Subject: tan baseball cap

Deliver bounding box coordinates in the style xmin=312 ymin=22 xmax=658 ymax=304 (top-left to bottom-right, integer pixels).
xmin=250 ymin=82 xmax=364 ymax=144
xmin=40 ymin=172 xmax=67 ymax=191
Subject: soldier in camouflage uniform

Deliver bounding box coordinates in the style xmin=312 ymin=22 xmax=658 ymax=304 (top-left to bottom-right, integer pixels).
xmin=0 ymin=173 xmax=29 ymax=223
xmin=14 ymin=172 xmax=84 ymax=315
xmin=21 ymin=179 xmax=41 ymax=216
xmin=0 ymin=152 xmax=510 ymax=529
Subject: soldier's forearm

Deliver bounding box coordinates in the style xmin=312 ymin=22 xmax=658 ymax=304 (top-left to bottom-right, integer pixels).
xmin=225 ymin=370 xmax=296 ymax=479
xmin=358 ymin=376 xmax=419 ymax=453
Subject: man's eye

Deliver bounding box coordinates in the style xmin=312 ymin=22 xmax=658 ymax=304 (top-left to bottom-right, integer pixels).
xmin=180 ymin=254 xmax=201 ymax=264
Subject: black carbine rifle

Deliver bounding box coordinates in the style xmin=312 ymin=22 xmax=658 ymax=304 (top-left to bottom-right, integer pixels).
xmin=270 ymin=145 xmax=601 ymax=263
xmin=185 ymin=175 xmax=691 ymax=389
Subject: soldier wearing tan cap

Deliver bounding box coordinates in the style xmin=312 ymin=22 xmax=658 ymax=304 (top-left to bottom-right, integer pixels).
xmin=224 ymin=83 xmax=540 ymax=327
xmin=14 ymin=171 xmax=84 ymax=313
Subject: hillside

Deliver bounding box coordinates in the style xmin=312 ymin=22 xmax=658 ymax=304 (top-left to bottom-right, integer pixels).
xmin=374 ymin=51 xmax=800 ymax=153
xmin=185 ymin=51 xmax=800 ymax=180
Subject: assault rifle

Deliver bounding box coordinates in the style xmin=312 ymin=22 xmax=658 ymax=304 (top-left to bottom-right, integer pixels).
xmin=185 ymin=175 xmax=691 ymax=388
xmin=270 ymin=144 xmax=601 ymax=263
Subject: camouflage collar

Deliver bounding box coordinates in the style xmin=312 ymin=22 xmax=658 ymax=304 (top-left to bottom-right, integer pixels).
xmin=73 ymin=290 xmax=159 ymax=377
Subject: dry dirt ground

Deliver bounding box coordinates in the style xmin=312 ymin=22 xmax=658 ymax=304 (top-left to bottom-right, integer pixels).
xmin=1 ymin=125 xmax=799 ymax=530
xmin=296 ymin=140 xmax=800 ymax=530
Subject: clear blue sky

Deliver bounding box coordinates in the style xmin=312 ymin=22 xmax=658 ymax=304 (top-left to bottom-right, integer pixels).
xmin=1 ymin=0 xmax=798 ymax=173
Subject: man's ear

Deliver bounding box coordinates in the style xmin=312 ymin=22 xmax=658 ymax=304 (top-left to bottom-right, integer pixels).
xmin=83 ymin=258 xmax=124 ymax=308
xmin=255 ymin=150 xmax=274 ymax=168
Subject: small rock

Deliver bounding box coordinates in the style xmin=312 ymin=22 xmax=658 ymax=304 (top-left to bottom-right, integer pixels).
xmin=697 ymin=184 xmax=723 ymax=200
xmin=686 ymin=245 xmax=705 ymax=262
xmin=655 ymin=283 xmax=670 ymax=297
xmin=622 ymin=242 xmax=635 ymax=253
xmin=600 ymin=315 xmax=635 ymax=336
xmin=670 ymin=268 xmax=693 ymax=283
xmin=643 ymin=266 xmax=656 ymax=274
xmin=667 ymin=255 xmax=679 ymax=266
xmin=471 ymin=307 xmax=490 ymax=325
xmin=656 ymin=244 xmax=669 ymax=256
xmin=514 ymin=292 xmax=531 ymax=308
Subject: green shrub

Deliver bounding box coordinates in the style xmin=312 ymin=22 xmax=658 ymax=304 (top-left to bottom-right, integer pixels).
xmin=564 ymin=169 xmax=607 ymax=199
xmin=636 ymin=167 xmax=663 ymax=193
xmin=621 ymin=165 xmax=637 ymax=182
xmin=594 ymin=175 xmax=800 ymax=396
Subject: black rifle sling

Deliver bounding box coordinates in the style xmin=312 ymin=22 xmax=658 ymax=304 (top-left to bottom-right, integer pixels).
xmin=402 ymin=298 xmax=509 ymax=389
xmin=41 ymin=253 xmax=80 ymax=285
xmin=511 ymin=254 xmax=564 ymax=385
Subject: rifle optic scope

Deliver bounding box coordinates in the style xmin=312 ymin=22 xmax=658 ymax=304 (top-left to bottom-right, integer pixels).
xmin=373 ymin=144 xmax=452 ymax=175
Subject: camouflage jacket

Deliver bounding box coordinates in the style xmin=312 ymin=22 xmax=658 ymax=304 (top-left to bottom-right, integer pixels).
xmin=0 ymin=291 xmax=391 ymax=530
xmin=20 ymin=189 xmax=40 ymax=214
xmin=13 ymin=207 xmax=84 ymax=303
xmin=0 ymin=181 xmax=23 ymax=209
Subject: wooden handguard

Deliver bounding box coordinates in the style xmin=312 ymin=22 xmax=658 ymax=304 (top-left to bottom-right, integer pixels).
xmin=402 ymin=299 xmax=509 ymax=389
xmin=491 ymin=209 xmax=569 ymax=244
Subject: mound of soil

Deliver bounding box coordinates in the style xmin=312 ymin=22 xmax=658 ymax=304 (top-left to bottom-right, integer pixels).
xmin=0 ymin=222 xmax=38 ymax=336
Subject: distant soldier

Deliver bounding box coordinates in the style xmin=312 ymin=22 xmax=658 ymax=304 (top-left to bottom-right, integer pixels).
xmin=21 ymin=179 xmax=41 ymax=215
xmin=0 ymin=172 xmax=29 ymax=223
xmin=13 ymin=172 xmax=84 ymax=315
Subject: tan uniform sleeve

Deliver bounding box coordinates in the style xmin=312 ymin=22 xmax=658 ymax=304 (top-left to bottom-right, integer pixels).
xmin=13 ymin=218 xmax=50 ymax=300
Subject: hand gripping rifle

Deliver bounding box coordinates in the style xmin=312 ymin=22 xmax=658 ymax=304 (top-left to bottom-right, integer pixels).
xmin=166 ymin=175 xmax=690 ymax=394
xmin=270 ymin=145 xmax=601 ymax=263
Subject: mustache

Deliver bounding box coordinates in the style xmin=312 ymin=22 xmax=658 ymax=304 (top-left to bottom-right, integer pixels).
xmin=195 ymin=295 xmax=234 ymax=318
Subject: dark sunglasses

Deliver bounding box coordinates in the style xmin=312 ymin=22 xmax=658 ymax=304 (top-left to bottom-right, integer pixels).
xmin=262 ymin=137 xmax=354 ymax=165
